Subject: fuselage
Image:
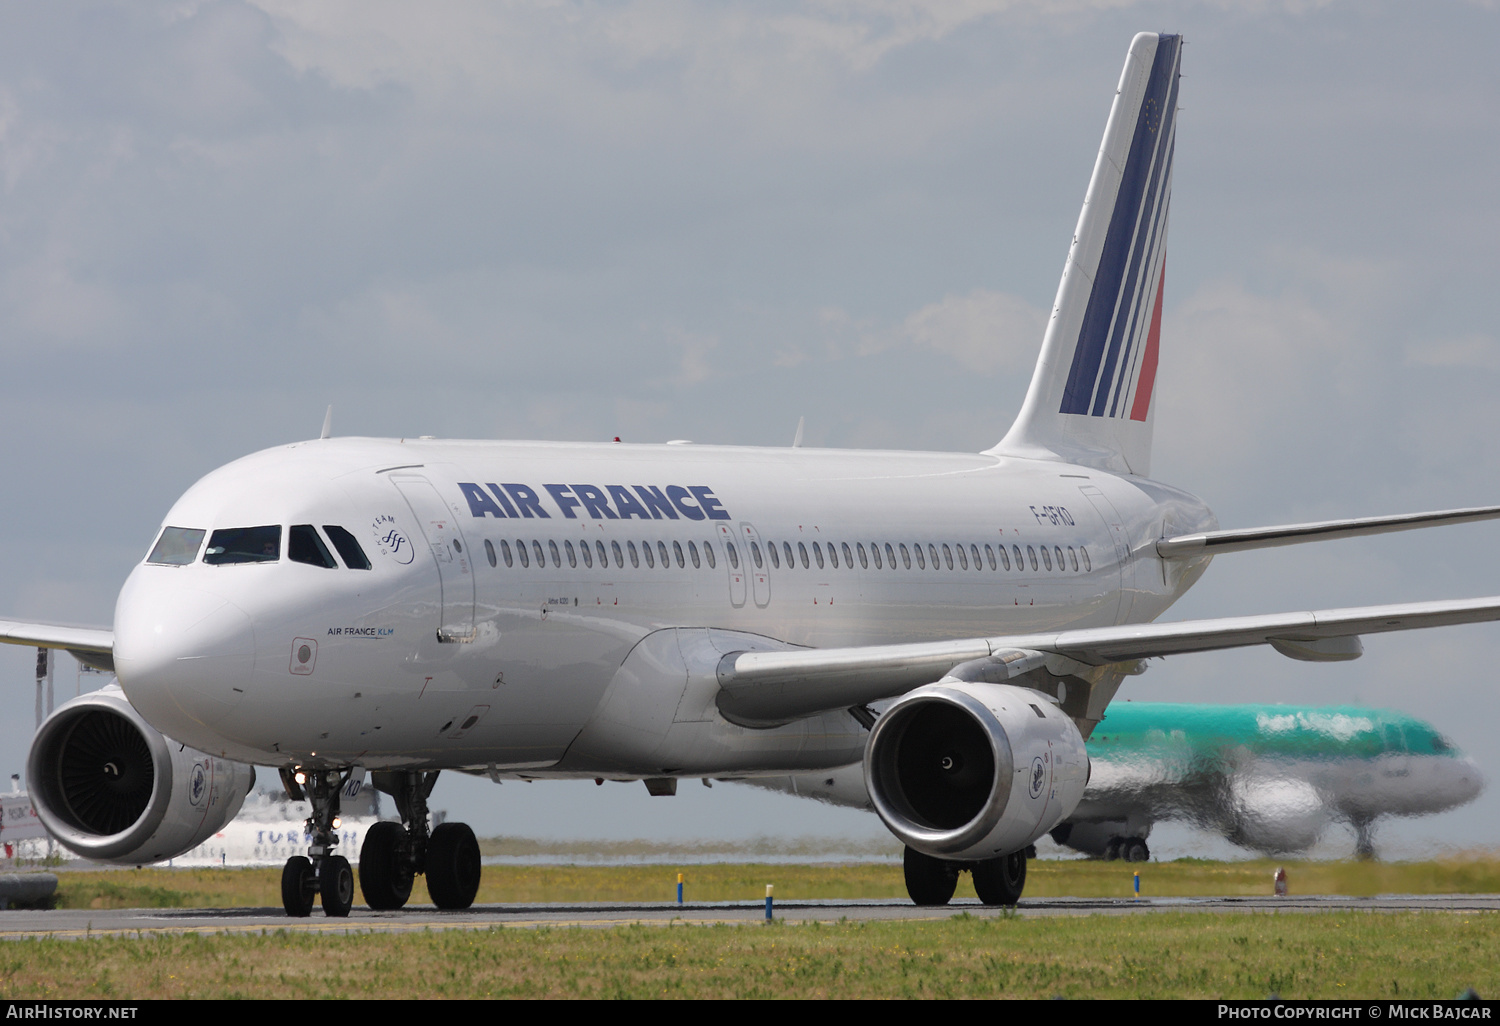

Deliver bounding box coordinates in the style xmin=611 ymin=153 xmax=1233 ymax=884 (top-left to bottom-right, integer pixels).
xmin=111 ymin=437 xmax=1216 ymax=774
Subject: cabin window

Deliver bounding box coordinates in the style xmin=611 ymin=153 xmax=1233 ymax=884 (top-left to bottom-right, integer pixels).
xmin=726 ymin=542 xmax=740 ymax=569
xmin=322 ymin=526 xmax=371 ymax=570
xmin=1068 ymin=546 xmax=1078 ymax=571
xmin=611 ymin=540 xmax=624 ymax=568
xmin=533 ymin=540 xmax=546 ymax=567
xmin=913 ymin=544 xmax=925 ymax=570
xmin=768 ymin=542 xmax=780 ymax=569
xmin=812 ymin=543 xmax=824 ymax=569
xmin=843 ymin=542 xmax=855 ymax=568
xmin=885 ymin=543 xmax=896 ymax=569
xmin=147 ymin=526 xmax=205 ymax=566
xmin=288 ymin=525 xmax=337 ymax=568
xmin=501 ymin=540 xmax=514 ymax=568
xmin=627 ymin=541 xmax=640 ymax=568
xmin=659 ymin=540 xmax=672 ymax=568
xmin=1027 ymin=545 xmax=1039 ymax=571
xmin=826 ymin=542 xmax=837 ymax=569
xmin=579 ymin=540 xmax=593 ymax=568
xmin=688 ymin=540 xmax=701 ymax=568
xmin=597 ymin=540 xmax=608 ymax=567
xmin=703 ymin=542 xmax=717 ymax=569
xmin=995 ymin=544 xmax=1008 ymax=571
xmin=1081 ymin=546 xmax=1091 ymax=572
xmin=1041 ymin=546 xmax=1052 ymax=571
xmin=970 ymin=544 xmax=982 ymax=571
xmin=564 ymin=540 xmax=577 ymax=568
xmin=516 ymin=539 xmax=529 ymax=568
xmin=944 ymin=543 xmax=956 ymax=570
xmin=784 ymin=541 xmax=795 ymax=568
xmin=900 ymin=544 xmax=912 ymax=569
xmin=1054 ymin=546 xmax=1064 ymax=572
xmin=751 ymin=542 xmax=764 ymax=569
xmin=484 ymin=539 xmax=498 ymax=568
xmin=673 ymin=540 xmax=685 ymax=568
xmin=926 ymin=544 xmax=938 ymax=569
xmin=642 ymin=541 xmax=655 ymax=568
xmin=1012 ymin=544 xmax=1024 ymax=570
xmin=204 ymin=526 xmax=281 ymax=565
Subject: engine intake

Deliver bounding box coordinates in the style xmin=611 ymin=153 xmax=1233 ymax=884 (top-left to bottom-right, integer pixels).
xmin=28 ymin=685 xmax=255 ymax=864
xmin=865 ymin=681 xmax=1088 ymax=861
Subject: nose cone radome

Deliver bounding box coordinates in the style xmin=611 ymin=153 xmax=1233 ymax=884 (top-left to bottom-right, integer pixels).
xmin=113 ymin=566 xmax=256 ymax=746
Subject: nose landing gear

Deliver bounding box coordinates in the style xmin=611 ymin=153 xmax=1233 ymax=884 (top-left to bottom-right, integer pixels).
xmin=278 ymin=766 xmax=356 ymax=918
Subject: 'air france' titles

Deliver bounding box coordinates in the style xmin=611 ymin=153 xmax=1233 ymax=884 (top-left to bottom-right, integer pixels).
xmin=459 ymin=482 xmax=731 ymax=522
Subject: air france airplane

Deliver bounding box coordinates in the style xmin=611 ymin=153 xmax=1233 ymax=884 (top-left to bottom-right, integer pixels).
xmin=6 ymin=32 xmax=1500 ymax=915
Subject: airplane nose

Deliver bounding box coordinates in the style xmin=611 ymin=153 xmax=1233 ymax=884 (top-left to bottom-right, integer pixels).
xmin=113 ymin=569 xmax=256 ymax=741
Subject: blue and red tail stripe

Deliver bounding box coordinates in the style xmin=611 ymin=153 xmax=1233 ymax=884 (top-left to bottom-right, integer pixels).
xmin=1059 ymin=34 xmax=1180 ymax=422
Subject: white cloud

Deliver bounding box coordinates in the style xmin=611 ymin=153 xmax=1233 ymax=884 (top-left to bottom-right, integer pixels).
xmin=1405 ymin=333 xmax=1500 ymax=372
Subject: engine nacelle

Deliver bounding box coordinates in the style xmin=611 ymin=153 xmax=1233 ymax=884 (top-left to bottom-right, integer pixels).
xmin=865 ymin=681 xmax=1089 ymax=861
xmin=27 ymin=685 xmax=255 ymax=864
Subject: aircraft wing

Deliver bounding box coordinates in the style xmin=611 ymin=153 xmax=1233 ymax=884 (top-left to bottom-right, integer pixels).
xmin=0 ymin=619 xmax=115 ymax=671
xmin=715 ymin=595 xmax=1500 ymax=725
xmin=1157 ymin=505 xmax=1500 ymax=557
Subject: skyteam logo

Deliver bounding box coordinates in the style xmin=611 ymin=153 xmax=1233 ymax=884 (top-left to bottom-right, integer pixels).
xmin=1028 ymin=756 xmax=1047 ymax=800
xmin=1059 ymin=34 xmax=1180 ymax=424
xmin=190 ymin=763 xmax=207 ymax=806
xmin=371 ymin=514 xmax=416 ymax=565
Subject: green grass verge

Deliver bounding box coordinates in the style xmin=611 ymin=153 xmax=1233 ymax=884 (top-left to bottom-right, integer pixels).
xmin=44 ymin=854 xmax=1500 ymax=910
xmin=3 ymin=913 xmax=1497 ymax=999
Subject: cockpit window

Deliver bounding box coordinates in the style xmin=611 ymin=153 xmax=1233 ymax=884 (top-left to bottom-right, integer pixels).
xmin=203 ymin=525 xmax=281 ymax=564
xmin=147 ymin=526 xmax=206 ymax=566
xmin=289 ymin=525 xmax=338 ymax=568
xmin=323 ymin=526 xmax=371 ymax=570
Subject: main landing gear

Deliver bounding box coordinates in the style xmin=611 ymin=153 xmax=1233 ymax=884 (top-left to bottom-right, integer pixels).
xmin=277 ymin=767 xmax=481 ymax=918
xmin=903 ymin=844 xmax=1032 ymax=907
xmin=359 ymin=770 xmax=481 ymax=913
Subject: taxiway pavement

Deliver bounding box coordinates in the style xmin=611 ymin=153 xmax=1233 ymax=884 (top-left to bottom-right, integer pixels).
xmin=5 ymin=895 xmax=1500 ymax=940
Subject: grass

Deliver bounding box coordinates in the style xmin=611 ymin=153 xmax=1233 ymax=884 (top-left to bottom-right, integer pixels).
xmin=2 ymin=912 xmax=1497 ymax=999
xmin=39 ymin=853 xmax=1500 ymax=910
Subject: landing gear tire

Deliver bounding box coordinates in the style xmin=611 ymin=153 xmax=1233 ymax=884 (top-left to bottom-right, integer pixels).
xmin=360 ymin=821 xmax=414 ymax=911
xmin=281 ymin=856 xmax=316 ymax=918
xmin=427 ymin=822 xmax=481 ymax=910
xmin=903 ymin=845 xmax=958 ymax=906
xmin=972 ymin=851 xmax=1027 ymax=906
xmin=320 ymin=854 xmax=355 ymax=917
xmin=1122 ymin=838 xmax=1150 ymax=863
xmin=1103 ymin=837 xmax=1123 ymax=861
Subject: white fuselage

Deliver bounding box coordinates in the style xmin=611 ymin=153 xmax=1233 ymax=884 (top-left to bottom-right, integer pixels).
xmin=112 ymin=437 xmax=1215 ymax=775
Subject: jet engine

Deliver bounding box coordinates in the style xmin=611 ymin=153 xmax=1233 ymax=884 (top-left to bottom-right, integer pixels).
xmin=865 ymin=681 xmax=1089 ymax=861
xmin=27 ymin=684 xmax=255 ymax=864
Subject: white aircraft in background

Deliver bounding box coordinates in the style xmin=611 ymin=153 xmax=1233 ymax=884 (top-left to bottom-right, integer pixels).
xmin=747 ymin=702 xmax=1485 ymax=862
xmin=6 ymin=32 xmax=1500 ymax=916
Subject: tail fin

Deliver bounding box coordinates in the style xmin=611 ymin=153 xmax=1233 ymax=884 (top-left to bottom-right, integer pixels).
xmin=991 ymin=32 xmax=1180 ymax=477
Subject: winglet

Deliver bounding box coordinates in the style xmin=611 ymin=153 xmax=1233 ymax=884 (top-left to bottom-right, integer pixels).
xmin=319 ymin=405 xmax=333 ymax=440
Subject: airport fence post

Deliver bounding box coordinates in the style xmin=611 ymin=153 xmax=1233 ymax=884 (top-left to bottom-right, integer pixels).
xmin=1133 ymin=872 xmax=1140 ymax=898
xmin=765 ymin=884 xmax=773 ymax=921
xmin=677 ymin=872 xmax=684 ymax=904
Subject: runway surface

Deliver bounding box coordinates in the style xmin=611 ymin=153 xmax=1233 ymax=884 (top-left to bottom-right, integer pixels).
xmin=5 ymin=895 xmax=1500 ymax=940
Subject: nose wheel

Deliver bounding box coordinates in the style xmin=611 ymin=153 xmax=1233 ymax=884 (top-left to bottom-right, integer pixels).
xmin=278 ymin=766 xmax=359 ymax=918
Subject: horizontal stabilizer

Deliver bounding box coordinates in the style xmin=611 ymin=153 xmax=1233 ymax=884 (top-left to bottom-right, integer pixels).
xmin=1157 ymin=505 xmax=1500 ymax=557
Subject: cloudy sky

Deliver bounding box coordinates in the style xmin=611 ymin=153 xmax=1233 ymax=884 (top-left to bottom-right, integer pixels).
xmin=3 ymin=0 xmax=1499 ymax=854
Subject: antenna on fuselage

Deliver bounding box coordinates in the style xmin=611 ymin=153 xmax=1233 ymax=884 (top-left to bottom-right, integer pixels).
xmin=791 ymin=416 xmax=805 ymax=448
xmin=319 ymin=405 xmax=333 ymax=440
